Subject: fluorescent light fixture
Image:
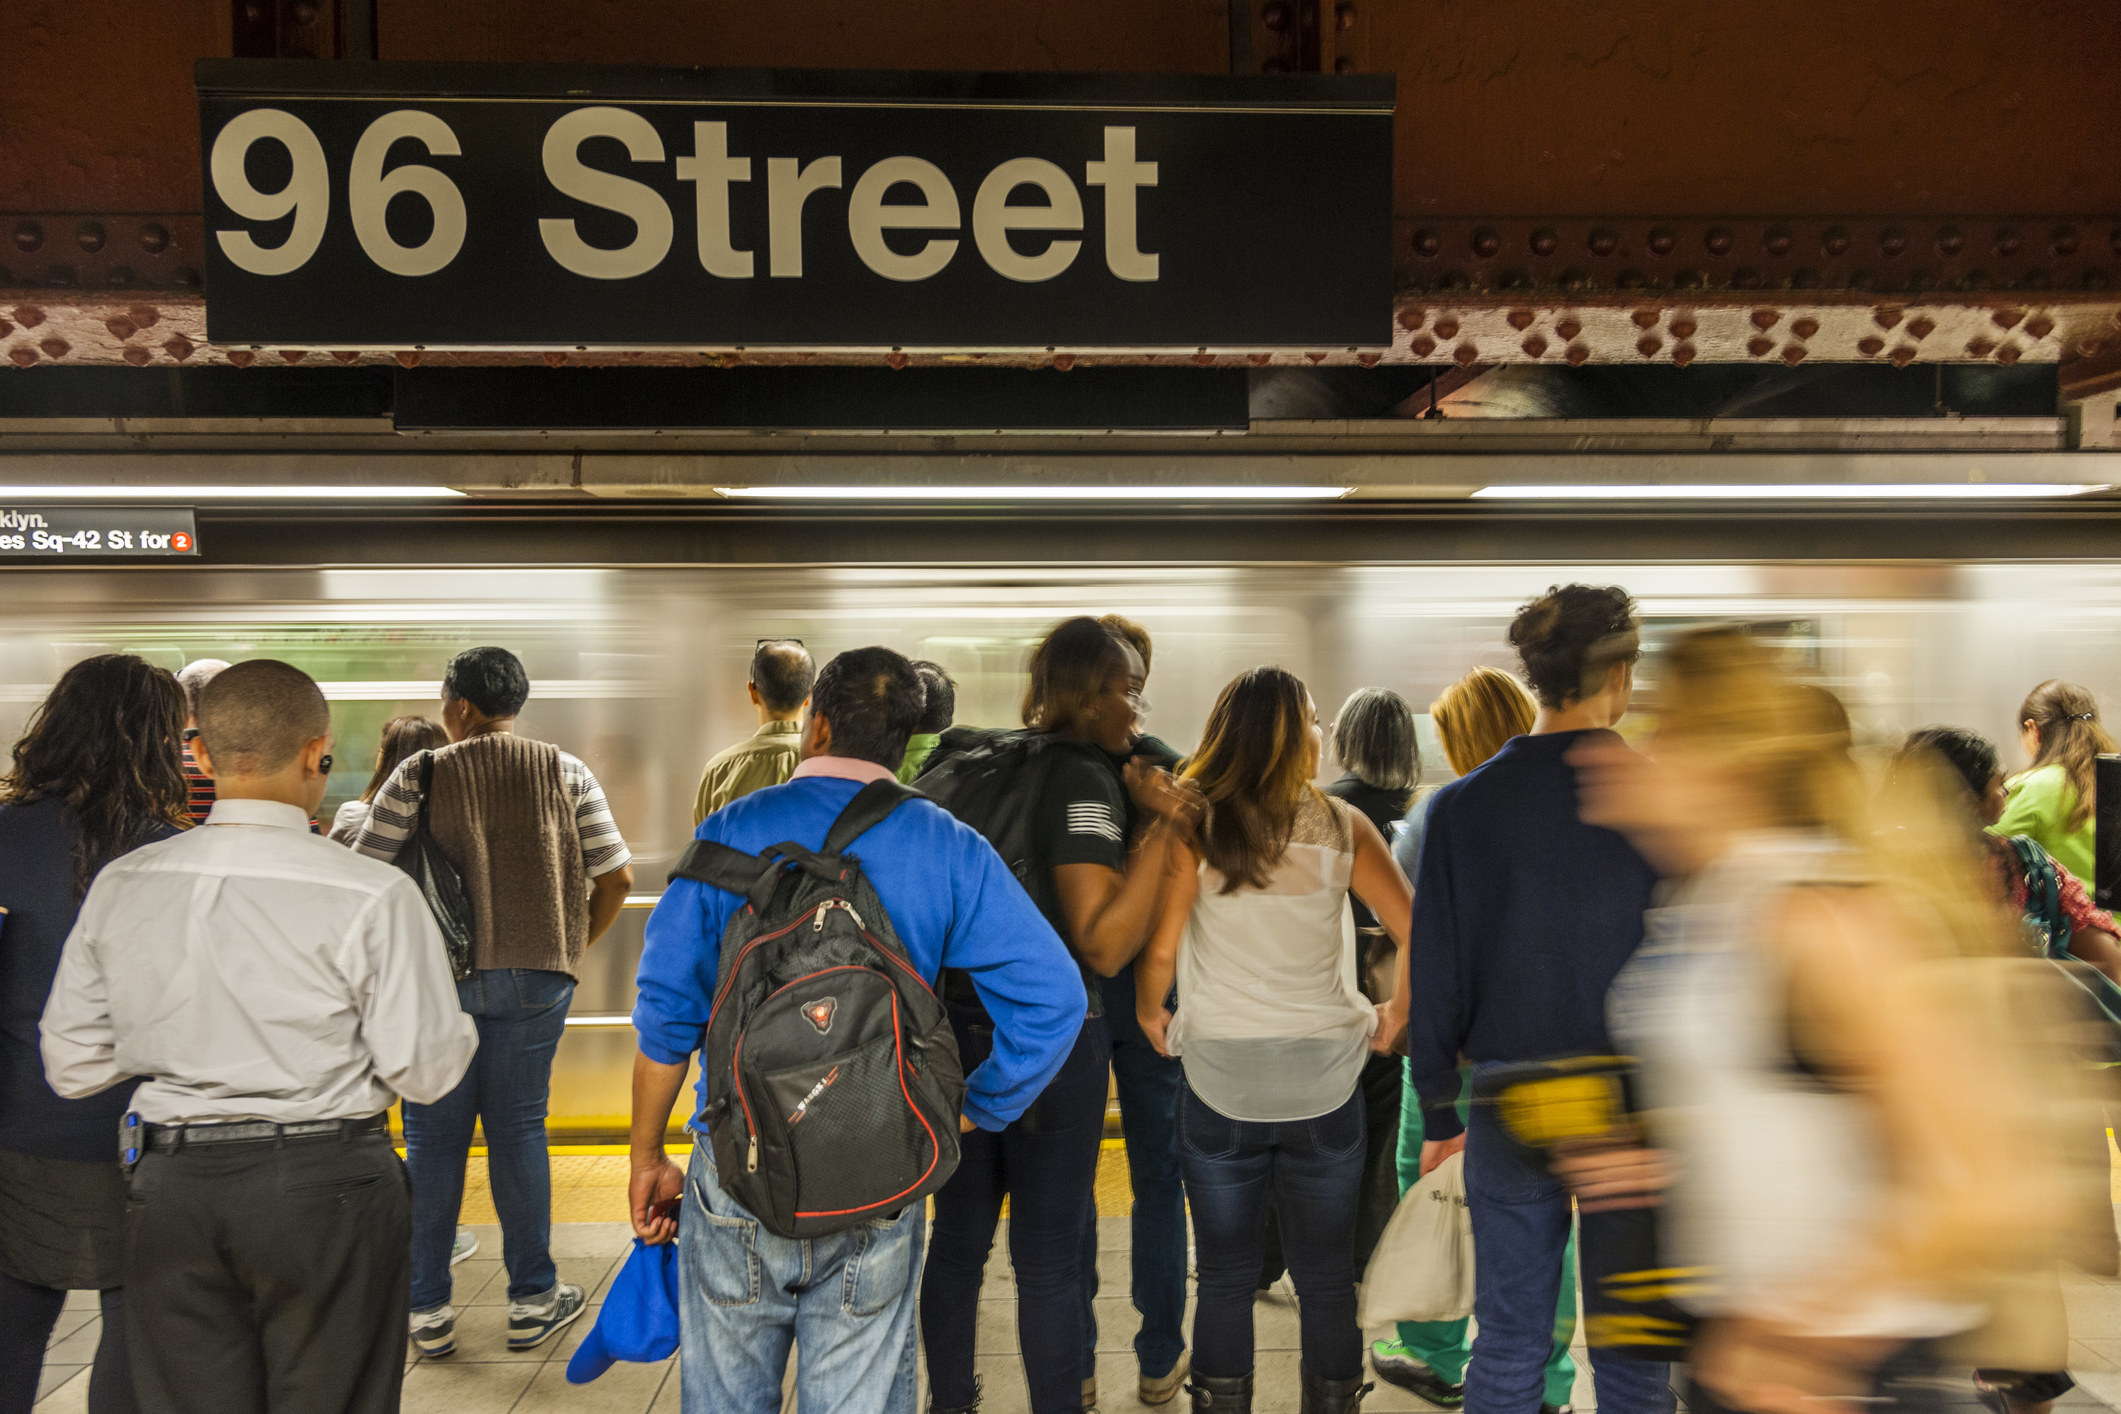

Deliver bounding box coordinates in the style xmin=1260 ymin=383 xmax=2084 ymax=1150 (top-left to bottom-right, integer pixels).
xmin=714 ymin=484 xmax=1348 ymax=500
xmin=1472 ymin=483 xmax=2110 ymax=501
xmin=0 ymin=485 xmax=466 ymax=499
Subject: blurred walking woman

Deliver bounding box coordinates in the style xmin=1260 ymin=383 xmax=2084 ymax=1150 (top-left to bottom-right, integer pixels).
xmin=327 ymin=714 xmax=446 ymax=844
xmin=1996 ymin=680 xmax=2114 ymax=884
xmin=1136 ymin=668 xmax=1413 ymax=1414
xmin=0 ymin=656 xmax=191 ymax=1414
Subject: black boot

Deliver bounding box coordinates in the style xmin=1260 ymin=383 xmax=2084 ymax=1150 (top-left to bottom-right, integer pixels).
xmin=1188 ymin=1370 xmax=1254 ymax=1413
xmin=930 ymin=1374 xmax=982 ymax=1414
xmin=1300 ymin=1366 xmax=1373 ymax=1414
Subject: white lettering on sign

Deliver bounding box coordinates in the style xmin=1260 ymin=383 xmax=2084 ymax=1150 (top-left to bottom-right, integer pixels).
xmin=350 ymin=110 xmax=468 ymax=277
xmin=539 ymin=107 xmax=675 ymax=280
xmin=1085 ymin=126 xmax=1159 ymax=281
xmin=211 ymin=108 xmax=331 ymax=276
xmin=0 ymin=511 xmax=50 ymax=530
xmin=973 ymin=158 xmax=1082 ymax=283
xmin=675 ymin=121 xmax=754 ymax=279
xmin=848 ymin=156 xmax=961 ymax=282
xmin=766 ymin=156 xmax=842 ymax=278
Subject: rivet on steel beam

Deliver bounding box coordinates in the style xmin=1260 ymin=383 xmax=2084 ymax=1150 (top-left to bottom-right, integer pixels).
xmin=1704 ymin=227 xmax=1733 ymax=256
xmin=8 ymin=347 xmax=37 ymax=368
xmin=1630 ymin=308 xmax=1658 ymax=329
xmin=1529 ymin=228 xmax=1558 ymax=257
xmin=77 ymin=222 xmax=105 ymax=254
xmin=1965 ymin=337 xmax=1995 ymax=358
xmin=122 ymin=347 xmax=150 ymax=367
xmin=12 ymin=222 xmax=42 ymax=254
xmin=1671 ymin=342 xmax=1695 ymax=367
xmin=1359 ymin=351 xmax=1383 ymax=367
xmin=139 ymin=223 xmax=169 ymax=254
xmin=1263 ymin=2 xmax=1292 ymax=33
xmin=1789 ymin=269 xmax=1820 ymax=290
xmin=105 ymin=266 xmax=135 ymax=287
xmin=1673 ymin=268 xmax=1706 ymax=290
xmin=1995 ymin=343 xmax=2022 ymax=365
xmin=1397 ymin=306 xmax=1427 ymax=331
xmin=105 ymin=317 xmax=137 ymax=341
xmin=1587 ymin=229 xmax=1619 ymax=258
xmin=1750 ymin=308 xmax=1780 ymax=330
xmin=1336 ymin=2 xmax=1356 ymax=29
xmin=1763 ymin=227 xmax=1792 ymax=257
xmin=1506 ymin=309 xmax=1535 ymax=331
xmin=1616 ymin=270 xmax=1646 ymax=290
xmin=1450 ymin=343 xmax=1476 ymax=367
xmin=44 ymin=265 xmax=77 ymax=287
xmin=1822 ymin=227 xmax=1851 ymax=257
xmin=2024 ymin=315 xmax=2054 ymax=340
xmin=1992 ymin=307 xmax=2023 ymax=329
xmin=1635 ymin=334 xmax=1662 ymax=358
xmin=1409 ymin=335 xmax=1437 ymax=358
xmin=1521 ymin=334 xmax=1548 ymax=358
xmin=1248 ymin=353 xmax=1272 ymax=366
xmin=1433 ymin=316 xmax=1460 ymax=340
xmin=171 ymin=267 xmax=199 ymax=287
xmin=1305 ymin=352 xmax=1328 ymax=364
xmin=1995 ymin=228 xmax=2021 ymax=257
xmin=12 ymin=305 xmax=45 ymax=329
xmin=1668 ymin=316 xmax=1697 ymax=340
xmin=1906 ymin=316 xmax=1935 ymax=340
xmin=1554 ymin=318 xmax=1582 ymax=342
xmin=1647 ymin=227 xmax=1676 ymax=257
xmin=162 ymin=335 xmax=193 ymax=362
xmin=281 ymin=349 xmax=307 ymax=363
xmin=1935 ymin=226 xmax=1963 ymax=257
xmin=1880 ymin=228 xmax=1907 ymax=257
xmin=1779 ymin=343 xmax=1806 ymax=365
xmin=1558 ymin=268 xmax=1590 ymax=291
xmin=1857 ymin=336 xmax=1884 ymax=357
xmin=2053 ymin=225 xmax=2080 ymax=256
xmin=1411 ymin=228 xmax=1442 ymax=258
xmin=1731 ymin=268 xmax=1763 ymax=290
xmin=226 ymin=350 xmax=256 ymax=367
xmin=1746 ymin=336 xmax=1773 ymax=358
xmin=1563 ymin=342 xmax=1589 ymax=366
xmin=1790 ymin=317 xmax=1819 ymax=340
xmin=1889 ymin=344 xmax=1917 ymax=367
xmin=1873 ymin=306 xmax=1903 ymax=329
xmin=38 ymin=337 xmax=69 ymax=359
xmin=1471 ymin=228 xmax=1500 ymax=259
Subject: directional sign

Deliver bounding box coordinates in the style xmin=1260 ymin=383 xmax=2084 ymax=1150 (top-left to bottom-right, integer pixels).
xmin=0 ymin=507 xmax=199 ymax=557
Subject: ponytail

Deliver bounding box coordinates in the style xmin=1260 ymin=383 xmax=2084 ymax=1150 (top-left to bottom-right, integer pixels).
xmin=2017 ymin=679 xmax=2116 ymax=830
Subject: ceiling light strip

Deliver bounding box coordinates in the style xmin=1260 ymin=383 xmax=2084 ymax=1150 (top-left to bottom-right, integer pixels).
xmin=0 ymin=485 xmax=467 ymax=499
xmin=1471 ymin=483 xmax=2109 ymax=500
xmin=712 ymin=484 xmax=1349 ymax=500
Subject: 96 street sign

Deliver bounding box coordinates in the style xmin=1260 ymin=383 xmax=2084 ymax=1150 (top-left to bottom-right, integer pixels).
xmin=0 ymin=508 xmax=199 ymax=557
xmin=196 ymin=62 xmax=1395 ymax=352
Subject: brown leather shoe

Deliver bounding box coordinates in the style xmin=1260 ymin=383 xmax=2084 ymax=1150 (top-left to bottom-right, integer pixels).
xmin=1141 ymin=1352 xmax=1191 ymax=1406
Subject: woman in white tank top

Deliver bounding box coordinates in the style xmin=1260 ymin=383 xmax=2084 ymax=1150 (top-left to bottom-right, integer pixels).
xmin=1134 ymin=667 xmax=1414 ymax=1414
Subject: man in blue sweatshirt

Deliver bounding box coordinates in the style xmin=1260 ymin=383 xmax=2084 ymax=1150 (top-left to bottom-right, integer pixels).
xmin=628 ymin=646 xmax=1086 ymax=1414
xmin=1404 ymin=585 xmax=1674 ymax=1414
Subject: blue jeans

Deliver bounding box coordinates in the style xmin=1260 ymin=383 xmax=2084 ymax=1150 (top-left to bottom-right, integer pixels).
xmin=1079 ymin=968 xmax=1189 ymax=1381
xmin=404 ymin=967 xmax=573 ymax=1309
xmin=679 ymin=1140 xmax=925 ymax=1414
xmin=1179 ymin=1083 xmax=1363 ymax=1383
xmin=1464 ymin=1077 xmax=1674 ymax=1414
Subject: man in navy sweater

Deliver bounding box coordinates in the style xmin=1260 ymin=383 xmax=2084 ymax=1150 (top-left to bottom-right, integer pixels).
xmin=628 ymin=646 xmax=1085 ymax=1414
xmin=1405 ymin=585 xmax=1674 ymax=1414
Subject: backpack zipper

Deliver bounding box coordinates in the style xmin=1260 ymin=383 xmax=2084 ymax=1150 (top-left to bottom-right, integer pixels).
xmin=813 ymin=897 xmax=866 ymax=932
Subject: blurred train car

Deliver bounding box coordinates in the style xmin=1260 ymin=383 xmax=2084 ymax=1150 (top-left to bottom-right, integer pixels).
xmin=6 ymin=557 xmax=2117 ymax=1136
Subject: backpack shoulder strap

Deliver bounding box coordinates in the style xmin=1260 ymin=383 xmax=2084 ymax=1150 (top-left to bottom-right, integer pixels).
xmin=669 ymin=836 xmax=780 ymax=900
xmin=824 ymin=779 xmax=922 ymax=856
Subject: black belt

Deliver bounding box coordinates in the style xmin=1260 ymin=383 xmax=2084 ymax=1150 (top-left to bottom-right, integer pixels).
xmin=143 ymin=1114 xmax=390 ymax=1152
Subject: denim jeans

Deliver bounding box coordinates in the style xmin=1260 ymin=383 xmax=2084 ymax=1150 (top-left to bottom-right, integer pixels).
xmin=679 ymin=1139 xmax=925 ymax=1414
xmin=404 ymin=967 xmax=574 ymax=1309
xmin=1464 ymin=1073 xmax=1673 ymax=1414
xmin=1078 ymin=967 xmax=1189 ymax=1382
xmin=923 ymin=1017 xmax=1109 ymax=1414
xmin=1180 ymin=1082 xmax=1364 ymax=1383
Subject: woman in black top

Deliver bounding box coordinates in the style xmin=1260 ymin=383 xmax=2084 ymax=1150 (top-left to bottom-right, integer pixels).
xmin=921 ymin=617 xmax=1199 ymax=1414
xmin=0 ymin=655 xmax=191 ymax=1414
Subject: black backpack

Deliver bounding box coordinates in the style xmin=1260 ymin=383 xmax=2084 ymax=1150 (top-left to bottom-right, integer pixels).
xmin=669 ymin=779 xmax=964 ymax=1239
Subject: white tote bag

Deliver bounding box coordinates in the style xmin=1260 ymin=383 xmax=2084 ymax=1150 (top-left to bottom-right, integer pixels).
xmin=1359 ymin=1150 xmax=1475 ymax=1326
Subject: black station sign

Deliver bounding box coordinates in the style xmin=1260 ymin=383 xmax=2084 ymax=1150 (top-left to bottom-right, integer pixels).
xmin=195 ymin=62 xmax=1394 ymax=352
xmin=0 ymin=507 xmax=198 ymax=558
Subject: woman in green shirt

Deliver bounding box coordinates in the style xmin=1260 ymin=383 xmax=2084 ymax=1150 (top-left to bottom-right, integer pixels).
xmin=1993 ymin=679 xmax=2115 ymax=883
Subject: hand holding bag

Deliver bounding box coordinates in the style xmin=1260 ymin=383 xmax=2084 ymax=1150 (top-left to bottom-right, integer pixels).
xmin=1360 ymin=1149 xmax=1474 ymax=1325
xmin=391 ymin=749 xmax=475 ymax=980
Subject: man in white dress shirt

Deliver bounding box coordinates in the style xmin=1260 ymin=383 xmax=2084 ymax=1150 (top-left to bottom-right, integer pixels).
xmin=41 ymin=659 xmax=478 ymax=1414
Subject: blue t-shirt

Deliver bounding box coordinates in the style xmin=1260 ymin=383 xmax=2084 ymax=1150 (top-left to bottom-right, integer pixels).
xmin=1404 ymin=730 xmax=1658 ymax=1141
xmin=0 ymin=798 xmax=176 ymax=1161
xmin=635 ymin=775 xmax=1087 ymax=1132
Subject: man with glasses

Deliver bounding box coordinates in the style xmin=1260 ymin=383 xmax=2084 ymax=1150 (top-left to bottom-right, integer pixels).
xmin=694 ymin=638 xmax=815 ymax=824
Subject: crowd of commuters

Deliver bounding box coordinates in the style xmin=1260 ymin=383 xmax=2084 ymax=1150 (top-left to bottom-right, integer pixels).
xmin=0 ymin=602 xmax=2114 ymax=1414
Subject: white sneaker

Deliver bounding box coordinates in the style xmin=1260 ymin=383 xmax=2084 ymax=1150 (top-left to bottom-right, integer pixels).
xmin=408 ymin=1304 xmax=456 ymax=1358
xmin=507 ymin=1282 xmax=587 ymax=1350
xmin=450 ymin=1226 xmax=479 ymax=1266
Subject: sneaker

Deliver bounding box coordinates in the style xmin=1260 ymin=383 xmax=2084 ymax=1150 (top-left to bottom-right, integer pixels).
xmin=1370 ymin=1341 xmax=1464 ymax=1409
xmin=450 ymin=1226 xmax=479 ymax=1266
xmin=408 ymin=1304 xmax=457 ymax=1358
xmin=506 ymin=1282 xmax=587 ymax=1350
xmin=1140 ymin=1352 xmax=1190 ymax=1406
xmin=1541 ymin=1405 xmax=1574 ymax=1414
xmin=1081 ymin=1374 xmax=1097 ymax=1410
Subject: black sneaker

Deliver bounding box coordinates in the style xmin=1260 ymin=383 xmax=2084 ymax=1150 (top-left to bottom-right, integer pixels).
xmin=1541 ymin=1404 xmax=1574 ymax=1414
xmin=1369 ymin=1342 xmax=1464 ymax=1409
xmin=506 ymin=1282 xmax=586 ymax=1350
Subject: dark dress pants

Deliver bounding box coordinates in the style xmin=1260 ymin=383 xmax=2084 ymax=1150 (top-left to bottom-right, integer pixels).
xmin=123 ymin=1129 xmax=410 ymax=1414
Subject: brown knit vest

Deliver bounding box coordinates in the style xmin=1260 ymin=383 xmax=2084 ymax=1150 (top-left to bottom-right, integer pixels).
xmin=429 ymin=733 xmax=590 ymax=978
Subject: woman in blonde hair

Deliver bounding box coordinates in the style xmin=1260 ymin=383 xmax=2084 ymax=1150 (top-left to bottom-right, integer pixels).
xmin=1136 ymin=667 xmax=1413 ymax=1414
xmin=1566 ymin=627 xmax=2066 ymax=1414
xmin=1995 ymin=680 xmax=2115 ymax=885
xmin=1389 ymin=666 xmax=1536 ymax=883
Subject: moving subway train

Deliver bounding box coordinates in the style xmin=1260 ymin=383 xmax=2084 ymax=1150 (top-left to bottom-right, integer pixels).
xmin=5 ymin=554 xmax=2117 ymax=1137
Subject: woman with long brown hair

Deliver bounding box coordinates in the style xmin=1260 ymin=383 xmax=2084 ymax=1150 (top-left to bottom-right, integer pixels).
xmin=1994 ymin=680 xmax=2115 ymax=885
xmin=1134 ymin=667 xmax=1412 ymax=1414
xmin=0 ymin=654 xmax=191 ymax=1414
xmin=327 ymin=714 xmax=447 ymax=844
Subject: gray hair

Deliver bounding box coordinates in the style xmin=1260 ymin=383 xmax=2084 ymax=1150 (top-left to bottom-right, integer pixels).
xmin=1332 ymin=687 xmax=1420 ymax=791
xmin=175 ymin=658 xmax=231 ymax=721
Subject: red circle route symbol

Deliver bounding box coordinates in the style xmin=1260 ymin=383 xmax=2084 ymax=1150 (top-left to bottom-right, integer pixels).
xmin=171 ymin=532 xmax=192 ymax=553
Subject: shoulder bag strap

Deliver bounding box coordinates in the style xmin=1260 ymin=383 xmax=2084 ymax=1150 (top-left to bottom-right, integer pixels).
xmin=822 ymin=778 xmax=922 ymax=856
